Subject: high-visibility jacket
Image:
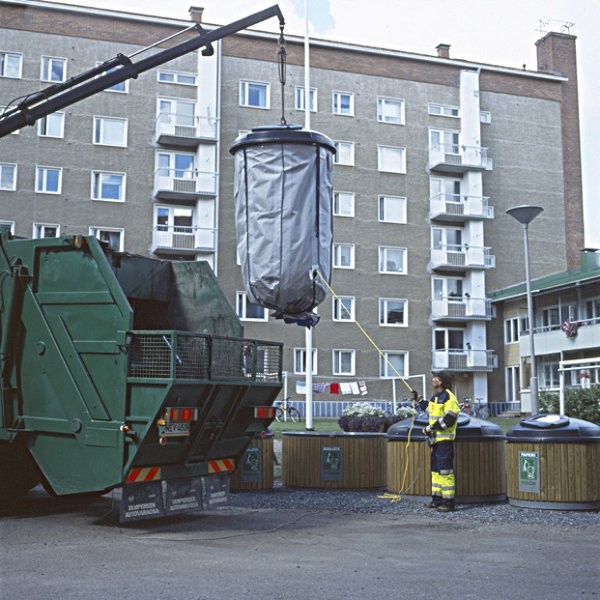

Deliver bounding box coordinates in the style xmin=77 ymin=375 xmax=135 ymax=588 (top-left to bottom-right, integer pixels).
xmin=427 ymin=389 xmax=460 ymax=442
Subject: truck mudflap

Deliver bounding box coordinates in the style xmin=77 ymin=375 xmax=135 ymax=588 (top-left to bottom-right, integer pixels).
xmin=120 ymin=473 xmax=230 ymax=522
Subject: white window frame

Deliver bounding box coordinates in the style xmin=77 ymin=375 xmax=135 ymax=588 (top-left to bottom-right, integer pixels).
xmin=505 ymin=365 xmax=520 ymax=403
xmin=239 ymin=80 xmax=270 ymax=109
xmin=0 ymin=163 xmax=17 ymax=191
xmin=333 ymin=141 xmax=355 ymax=166
xmin=93 ymin=116 xmax=128 ymax=147
xmin=378 ymin=195 xmax=407 ymax=224
xmin=35 ymin=166 xmax=62 ymax=194
xmin=236 ymin=291 xmax=268 ymax=322
xmin=96 ymin=62 xmax=129 ymax=93
xmin=0 ymin=51 xmax=22 ymax=78
xmin=504 ymin=317 xmax=520 ymax=344
xmin=378 ymin=145 xmax=406 ymax=174
xmin=428 ymin=103 xmax=460 ymax=117
xmin=380 ymin=351 xmax=408 ymax=379
xmin=332 ymin=91 xmax=354 ymax=116
xmin=333 ymin=191 xmax=355 ymax=217
xmin=379 ymin=246 xmax=407 ymax=274
xmin=37 ymin=112 xmax=65 ymax=138
xmin=379 ymin=298 xmax=408 ymax=327
xmin=40 ymin=55 xmax=66 ymax=83
xmin=377 ymin=97 xmax=405 ymax=125
xmin=89 ymin=226 xmax=125 ymax=252
xmin=157 ymin=70 xmax=197 ymax=86
xmin=332 ymin=349 xmax=355 ymax=376
xmin=333 ymin=243 xmax=355 ymax=269
xmin=294 ymin=348 xmax=318 ymax=375
xmin=294 ymin=86 xmax=317 ymax=112
xmin=33 ymin=223 xmax=60 ymax=238
xmin=0 ymin=220 xmax=15 ymax=234
xmin=333 ymin=296 xmax=355 ymax=322
xmin=91 ymin=171 xmax=126 ymax=202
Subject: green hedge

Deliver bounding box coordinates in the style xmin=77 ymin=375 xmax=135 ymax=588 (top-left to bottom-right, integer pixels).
xmin=539 ymin=387 xmax=600 ymax=425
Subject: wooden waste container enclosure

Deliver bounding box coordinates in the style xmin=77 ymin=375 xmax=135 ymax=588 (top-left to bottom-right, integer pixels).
xmin=230 ymin=431 xmax=274 ymax=491
xmin=282 ymin=431 xmax=386 ymax=489
xmin=506 ymin=414 xmax=600 ymax=510
xmin=387 ymin=414 xmax=506 ymax=503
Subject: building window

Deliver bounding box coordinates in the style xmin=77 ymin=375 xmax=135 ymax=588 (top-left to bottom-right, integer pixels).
xmin=380 ymin=352 xmax=407 ymax=378
xmin=92 ymin=171 xmax=125 ymax=202
xmin=379 ymin=246 xmax=406 ymax=274
xmin=158 ymin=98 xmax=196 ymax=127
xmin=378 ymin=195 xmax=407 ymax=223
xmin=295 ymin=86 xmax=317 ymax=112
xmin=0 ymin=163 xmax=17 ymax=190
xmin=428 ymin=103 xmax=459 ymax=117
xmin=430 ymin=129 xmax=460 ymax=153
xmin=333 ymin=296 xmax=355 ymax=321
xmin=505 ymin=365 xmax=520 ymax=403
xmin=0 ymin=52 xmax=22 ymax=78
xmin=333 ymin=349 xmax=355 ymax=376
xmin=93 ymin=116 xmax=127 ymax=146
xmin=332 ymin=91 xmax=354 ymax=116
xmin=0 ymin=220 xmax=15 ymax=234
xmin=89 ymin=227 xmax=124 ymax=251
xmin=239 ymin=80 xmax=269 ymax=109
xmin=96 ymin=62 xmax=128 ymax=93
xmin=432 ymin=277 xmax=463 ymax=300
xmin=504 ymin=317 xmax=520 ymax=344
xmin=585 ymin=298 xmax=600 ymax=323
xmin=35 ymin=166 xmax=62 ymax=194
xmin=378 ymin=145 xmax=406 ymax=173
xmin=480 ymin=111 xmax=492 ymax=124
xmin=432 ymin=226 xmax=462 ymax=250
xmin=333 ymin=243 xmax=355 ymax=269
xmin=157 ymin=151 xmax=195 ymax=179
xmin=377 ymin=97 xmax=405 ymax=124
xmin=333 ymin=191 xmax=354 ymax=217
xmin=157 ymin=70 xmax=197 ymax=86
xmin=41 ymin=56 xmax=66 ymax=82
xmin=333 ymin=141 xmax=354 ymax=166
xmin=236 ymin=292 xmax=268 ymax=321
xmin=294 ymin=348 xmax=318 ymax=375
xmin=33 ymin=223 xmax=59 ymax=238
xmin=434 ymin=328 xmax=464 ymax=351
xmin=541 ymin=307 xmax=561 ymax=331
xmin=38 ymin=112 xmax=65 ymax=138
xmin=542 ymin=361 xmax=560 ymax=389
xmin=379 ymin=298 xmax=407 ymax=326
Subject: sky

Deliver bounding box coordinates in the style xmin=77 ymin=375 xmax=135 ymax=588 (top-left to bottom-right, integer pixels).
xmin=53 ymin=0 xmax=600 ymax=247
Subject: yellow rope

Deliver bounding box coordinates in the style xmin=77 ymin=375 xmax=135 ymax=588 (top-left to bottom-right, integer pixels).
xmin=316 ymin=271 xmax=421 ymax=500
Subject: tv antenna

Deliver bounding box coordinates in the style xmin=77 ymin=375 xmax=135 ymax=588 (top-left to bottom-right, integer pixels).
xmin=537 ymin=18 xmax=575 ymax=35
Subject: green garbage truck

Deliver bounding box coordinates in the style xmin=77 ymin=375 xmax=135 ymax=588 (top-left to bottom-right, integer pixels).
xmin=0 ymin=228 xmax=282 ymax=519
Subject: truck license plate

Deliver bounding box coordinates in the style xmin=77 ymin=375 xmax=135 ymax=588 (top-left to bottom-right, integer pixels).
xmin=158 ymin=422 xmax=190 ymax=437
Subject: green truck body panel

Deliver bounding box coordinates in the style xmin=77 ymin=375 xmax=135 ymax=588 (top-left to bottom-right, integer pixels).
xmin=0 ymin=229 xmax=282 ymax=497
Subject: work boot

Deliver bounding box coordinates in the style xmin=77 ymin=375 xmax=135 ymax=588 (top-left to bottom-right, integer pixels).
xmin=437 ymin=503 xmax=455 ymax=513
xmin=425 ymin=498 xmax=442 ymax=509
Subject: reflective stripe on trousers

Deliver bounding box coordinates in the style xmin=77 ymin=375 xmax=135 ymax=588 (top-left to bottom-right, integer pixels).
xmin=430 ymin=441 xmax=455 ymax=500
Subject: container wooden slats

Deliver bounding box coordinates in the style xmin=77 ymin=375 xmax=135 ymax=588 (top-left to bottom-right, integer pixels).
xmin=230 ymin=435 xmax=274 ymax=491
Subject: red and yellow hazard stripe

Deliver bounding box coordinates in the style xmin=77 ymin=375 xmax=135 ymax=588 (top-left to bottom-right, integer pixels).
xmin=126 ymin=466 xmax=161 ymax=483
xmin=208 ymin=458 xmax=235 ymax=473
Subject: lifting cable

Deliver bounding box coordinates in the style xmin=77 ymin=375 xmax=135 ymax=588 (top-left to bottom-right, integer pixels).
xmin=277 ymin=23 xmax=287 ymax=125
xmin=316 ymin=271 xmax=422 ymax=500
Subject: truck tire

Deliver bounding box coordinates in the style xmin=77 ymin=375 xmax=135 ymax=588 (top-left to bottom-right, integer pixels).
xmin=0 ymin=440 xmax=40 ymax=508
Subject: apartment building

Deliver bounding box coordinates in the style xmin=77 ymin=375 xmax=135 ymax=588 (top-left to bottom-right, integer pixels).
xmin=0 ymin=1 xmax=585 ymax=409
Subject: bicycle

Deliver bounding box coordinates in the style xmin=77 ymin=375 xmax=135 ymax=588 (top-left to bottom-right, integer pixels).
xmin=460 ymin=397 xmax=490 ymax=419
xmin=274 ymin=398 xmax=301 ymax=423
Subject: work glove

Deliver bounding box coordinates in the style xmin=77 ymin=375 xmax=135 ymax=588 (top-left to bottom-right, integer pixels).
xmin=422 ymin=425 xmax=434 ymax=437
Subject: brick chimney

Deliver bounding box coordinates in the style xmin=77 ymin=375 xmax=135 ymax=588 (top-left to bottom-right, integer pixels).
xmin=189 ymin=6 xmax=204 ymax=23
xmin=436 ymin=43 xmax=451 ymax=58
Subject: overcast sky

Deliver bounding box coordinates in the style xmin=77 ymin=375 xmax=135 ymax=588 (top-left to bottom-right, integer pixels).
xmin=54 ymin=0 xmax=599 ymax=248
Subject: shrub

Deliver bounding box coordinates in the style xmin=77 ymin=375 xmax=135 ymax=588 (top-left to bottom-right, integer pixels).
xmin=539 ymin=387 xmax=600 ymax=425
xmin=337 ymin=402 xmax=417 ymax=432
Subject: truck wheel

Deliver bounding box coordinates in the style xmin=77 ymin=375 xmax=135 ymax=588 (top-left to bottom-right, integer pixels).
xmin=0 ymin=441 xmax=40 ymax=507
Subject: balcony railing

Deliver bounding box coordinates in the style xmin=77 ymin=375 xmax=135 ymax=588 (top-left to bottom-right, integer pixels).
xmin=519 ymin=319 xmax=600 ymax=357
xmin=432 ymin=348 xmax=497 ymax=372
xmin=431 ymin=296 xmax=493 ymax=321
xmin=429 ymin=193 xmax=494 ymax=222
xmin=430 ymin=244 xmax=495 ymax=271
xmin=155 ymin=113 xmax=218 ymax=147
xmin=154 ymin=168 xmax=217 ymax=201
xmin=151 ymin=225 xmax=216 ymax=255
xmin=429 ymin=143 xmax=492 ymax=174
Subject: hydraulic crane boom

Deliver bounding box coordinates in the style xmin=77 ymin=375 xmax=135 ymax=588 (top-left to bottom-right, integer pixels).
xmin=0 ymin=5 xmax=284 ymax=138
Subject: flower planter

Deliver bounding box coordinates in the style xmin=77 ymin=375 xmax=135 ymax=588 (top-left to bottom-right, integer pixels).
xmin=230 ymin=431 xmax=274 ymax=491
xmin=282 ymin=431 xmax=386 ymax=489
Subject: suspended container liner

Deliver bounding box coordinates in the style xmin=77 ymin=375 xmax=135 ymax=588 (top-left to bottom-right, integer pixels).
xmin=230 ymin=124 xmax=336 ymax=322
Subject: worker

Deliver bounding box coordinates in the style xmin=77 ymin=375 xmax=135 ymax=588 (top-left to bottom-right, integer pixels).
xmin=411 ymin=371 xmax=460 ymax=512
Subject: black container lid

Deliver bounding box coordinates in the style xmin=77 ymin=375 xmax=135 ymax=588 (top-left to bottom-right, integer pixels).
xmin=506 ymin=414 xmax=600 ymax=443
xmin=229 ymin=123 xmax=336 ymax=154
xmin=387 ymin=413 xmax=504 ymax=441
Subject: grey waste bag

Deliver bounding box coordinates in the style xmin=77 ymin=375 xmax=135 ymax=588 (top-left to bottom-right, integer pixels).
xmin=230 ymin=125 xmax=336 ymax=322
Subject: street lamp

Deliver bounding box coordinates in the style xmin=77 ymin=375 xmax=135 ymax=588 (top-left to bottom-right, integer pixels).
xmin=506 ymin=205 xmax=544 ymax=414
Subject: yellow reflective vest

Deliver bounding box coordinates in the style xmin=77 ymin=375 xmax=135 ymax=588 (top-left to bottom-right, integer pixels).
xmin=427 ymin=389 xmax=460 ymax=442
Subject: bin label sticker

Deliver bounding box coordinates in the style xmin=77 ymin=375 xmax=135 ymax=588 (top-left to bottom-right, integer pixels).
xmin=240 ymin=447 xmax=261 ymax=483
xmin=321 ymin=445 xmax=342 ymax=481
xmin=518 ymin=451 xmax=540 ymax=493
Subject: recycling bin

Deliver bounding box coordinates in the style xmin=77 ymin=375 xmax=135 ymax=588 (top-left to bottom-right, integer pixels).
xmin=230 ymin=431 xmax=274 ymax=491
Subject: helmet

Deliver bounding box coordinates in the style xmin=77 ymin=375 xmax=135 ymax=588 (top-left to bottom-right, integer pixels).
xmin=431 ymin=371 xmax=452 ymax=390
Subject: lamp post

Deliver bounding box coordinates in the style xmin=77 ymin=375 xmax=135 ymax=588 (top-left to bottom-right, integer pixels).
xmin=506 ymin=205 xmax=544 ymax=414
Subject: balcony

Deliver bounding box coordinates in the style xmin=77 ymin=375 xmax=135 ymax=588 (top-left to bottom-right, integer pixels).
xmin=430 ymin=244 xmax=496 ymax=272
xmin=428 ymin=144 xmax=492 ymax=174
xmin=432 ymin=348 xmax=498 ymax=372
xmin=429 ymin=193 xmax=494 ymax=222
xmin=154 ymin=168 xmax=217 ymax=202
xmin=151 ymin=225 xmax=217 ymax=256
xmin=519 ymin=319 xmax=600 ymax=358
xmin=431 ymin=295 xmax=493 ymax=322
xmin=155 ymin=114 xmax=218 ymax=147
